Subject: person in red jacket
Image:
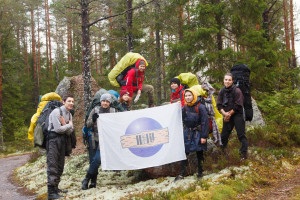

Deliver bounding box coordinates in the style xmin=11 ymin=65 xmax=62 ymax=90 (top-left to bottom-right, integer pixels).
xmin=120 ymin=59 xmax=154 ymax=107
xmin=170 ymin=78 xmax=185 ymax=107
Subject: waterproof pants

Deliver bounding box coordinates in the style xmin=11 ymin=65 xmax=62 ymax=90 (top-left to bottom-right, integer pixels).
xmin=141 ymin=84 xmax=154 ymax=106
xmin=87 ymin=136 xmax=101 ymax=176
xmin=179 ymin=151 xmax=204 ymax=176
xmin=47 ymin=134 xmax=65 ymax=187
xmin=221 ymin=113 xmax=248 ymax=156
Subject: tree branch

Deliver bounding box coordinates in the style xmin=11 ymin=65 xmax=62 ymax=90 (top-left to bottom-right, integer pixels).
xmin=88 ymin=0 xmax=156 ymax=27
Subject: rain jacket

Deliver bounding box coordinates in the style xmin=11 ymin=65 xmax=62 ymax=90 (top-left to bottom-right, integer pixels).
xmin=182 ymin=89 xmax=209 ymax=153
xmin=170 ymin=85 xmax=185 ymax=107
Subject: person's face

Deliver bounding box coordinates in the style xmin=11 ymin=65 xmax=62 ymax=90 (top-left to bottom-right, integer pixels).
xmin=224 ymin=75 xmax=233 ymax=88
xmin=138 ymin=64 xmax=146 ymax=72
xmin=122 ymin=93 xmax=130 ymax=102
xmin=101 ymin=100 xmax=111 ymax=109
xmin=63 ymin=97 xmax=74 ymax=111
xmin=171 ymin=82 xmax=179 ymax=90
xmin=184 ymin=91 xmax=194 ymax=103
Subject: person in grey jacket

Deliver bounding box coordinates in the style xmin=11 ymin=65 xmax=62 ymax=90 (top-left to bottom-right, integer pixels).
xmin=47 ymin=94 xmax=74 ymax=199
xmin=81 ymin=93 xmax=116 ymax=190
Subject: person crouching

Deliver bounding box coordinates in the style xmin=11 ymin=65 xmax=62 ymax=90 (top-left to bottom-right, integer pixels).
xmin=81 ymin=93 xmax=117 ymax=190
xmin=175 ymin=89 xmax=209 ymax=181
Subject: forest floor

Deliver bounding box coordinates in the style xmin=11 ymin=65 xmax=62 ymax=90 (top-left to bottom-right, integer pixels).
xmin=2 ymin=141 xmax=300 ymax=200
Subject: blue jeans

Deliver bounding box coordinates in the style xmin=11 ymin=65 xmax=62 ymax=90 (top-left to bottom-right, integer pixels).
xmin=87 ymin=136 xmax=101 ymax=175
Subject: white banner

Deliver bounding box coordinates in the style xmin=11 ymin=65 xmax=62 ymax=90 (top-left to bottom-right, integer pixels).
xmin=97 ymin=103 xmax=186 ymax=170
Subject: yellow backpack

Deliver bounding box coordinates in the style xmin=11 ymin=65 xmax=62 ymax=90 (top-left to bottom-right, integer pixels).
xmin=108 ymin=52 xmax=148 ymax=87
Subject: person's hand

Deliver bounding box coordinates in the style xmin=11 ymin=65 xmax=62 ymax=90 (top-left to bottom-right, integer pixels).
xmin=137 ymin=89 xmax=141 ymax=96
xmin=200 ymin=138 xmax=207 ymax=144
xmin=68 ymin=120 xmax=73 ymax=126
xmin=224 ymin=112 xmax=231 ymax=122
xmin=92 ymin=113 xmax=99 ymax=122
xmin=60 ymin=116 xmax=66 ymax=125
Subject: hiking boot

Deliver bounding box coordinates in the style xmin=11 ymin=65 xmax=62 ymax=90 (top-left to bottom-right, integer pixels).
xmin=173 ymin=175 xmax=184 ymax=182
xmin=148 ymin=104 xmax=155 ymax=108
xmin=82 ymin=173 xmax=92 ymax=190
xmin=56 ymin=187 xmax=68 ymax=194
xmin=89 ymin=174 xmax=97 ymax=189
xmin=48 ymin=186 xmax=63 ymax=200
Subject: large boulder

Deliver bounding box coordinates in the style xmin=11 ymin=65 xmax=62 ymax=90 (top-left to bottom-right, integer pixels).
xmin=55 ymin=74 xmax=101 ymax=135
xmin=246 ymin=97 xmax=265 ymax=127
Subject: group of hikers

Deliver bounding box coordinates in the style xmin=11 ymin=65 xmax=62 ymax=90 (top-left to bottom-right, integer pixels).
xmin=33 ymin=53 xmax=249 ymax=199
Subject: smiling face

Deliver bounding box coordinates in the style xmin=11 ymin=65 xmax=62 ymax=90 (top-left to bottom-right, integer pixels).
xmin=170 ymin=82 xmax=179 ymax=90
xmin=122 ymin=93 xmax=130 ymax=102
xmin=184 ymin=91 xmax=194 ymax=103
xmin=63 ymin=97 xmax=74 ymax=111
xmin=224 ymin=75 xmax=233 ymax=88
xmin=138 ymin=64 xmax=146 ymax=72
xmin=101 ymin=100 xmax=111 ymax=109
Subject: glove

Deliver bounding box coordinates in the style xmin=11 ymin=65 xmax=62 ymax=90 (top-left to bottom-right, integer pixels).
xmin=134 ymin=94 xmax=141 ymax=103
xmin=92 ymin=113 xmax=99 ymax=122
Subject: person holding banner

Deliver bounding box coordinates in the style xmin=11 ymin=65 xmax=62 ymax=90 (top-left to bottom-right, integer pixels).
xmin=81 ymin=94 xmax=117 ymax=190
xmin=175 ymin=89 xmax=209 ymax=181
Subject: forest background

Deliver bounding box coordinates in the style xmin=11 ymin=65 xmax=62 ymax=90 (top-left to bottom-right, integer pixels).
xmin=0 ymin=0 xmax=299 ymax=152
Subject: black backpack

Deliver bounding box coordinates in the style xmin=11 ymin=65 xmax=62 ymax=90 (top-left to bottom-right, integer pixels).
xmin=230 ymin=64 xmax=253 ymax=121
xmin=116 ymin=64 xmax=138 ymax=86
xmin=34 ymin=100 xmax=63 ymax=148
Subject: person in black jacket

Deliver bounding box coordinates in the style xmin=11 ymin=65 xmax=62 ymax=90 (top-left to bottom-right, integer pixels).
xmin=217 ymin=73 xmax=248 ymax=160
xmin=174 ymin=89 xmax=209 ymax=182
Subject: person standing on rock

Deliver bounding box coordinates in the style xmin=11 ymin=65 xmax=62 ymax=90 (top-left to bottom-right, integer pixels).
xmin=47 ymin=94 xmax=74 ymax=199
xmin=217 ymin=73 xmax=248 ymax=161
xmin=175 ymin=89 xmax=209 ymax=181
xmin=81 ymin=93 xmax=117 ymax=190
xmin=120 ymin=59 xmax=155 ymax=107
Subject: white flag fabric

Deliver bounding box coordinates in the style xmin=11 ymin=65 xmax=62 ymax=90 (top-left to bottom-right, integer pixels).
xmin=97 ymin=103 xmax=186 ymax=170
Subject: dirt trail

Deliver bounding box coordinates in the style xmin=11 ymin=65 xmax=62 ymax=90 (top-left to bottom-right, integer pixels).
xmin=0 ymin=154 xmax=36 ymax=200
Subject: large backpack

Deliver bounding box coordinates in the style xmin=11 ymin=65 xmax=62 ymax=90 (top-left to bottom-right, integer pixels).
xmin=108 ymin=52 xmax=148 ymax=87
xmin=230 ymin=64 xmax=253 ymax=121
xmin=34 ymin=100 xmax=63 ymax=148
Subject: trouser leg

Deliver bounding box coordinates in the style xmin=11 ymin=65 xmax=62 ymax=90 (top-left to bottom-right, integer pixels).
xmin=233 ymin=114 xmax=247 ymax=157
xmin=87 ymin=148 xmax=101 ymax=176
xmin=141 ymin=84 xmax=154 ymax=106
xmin=88 ymin=136 xmax=97 ymax=164
xmin=221 ymin=119 xmax=234 ymax=149
xmin=47 ymin=135 xmax=65 ymax=188
xmin=196 ymin=151 xmax=204 ymax=175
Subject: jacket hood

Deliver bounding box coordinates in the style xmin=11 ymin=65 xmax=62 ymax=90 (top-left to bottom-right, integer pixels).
xmin=184 ymin=88 xmax=198 ymax=106
xmin=135 ymin=59 xmax=146 ymax=68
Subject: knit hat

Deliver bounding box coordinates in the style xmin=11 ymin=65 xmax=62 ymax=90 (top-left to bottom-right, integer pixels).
xmin=120 ymin=90 xmax=130 ymax=98
xmin=170 ymin=78 xmax=181 ymax=86
xmin=100 ymin=93 xmax=112 ymax=103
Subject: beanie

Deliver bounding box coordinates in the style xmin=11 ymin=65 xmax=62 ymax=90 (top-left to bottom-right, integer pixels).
xmin=135 ymin=59 xmax=146 ymax=68
xmin=100 ymin=93 xmax=112 ymax=103
xmin=120 ymin=90 xmax=130 ymax=98
xmin=170 ymin=78 xmax=180 ymax=86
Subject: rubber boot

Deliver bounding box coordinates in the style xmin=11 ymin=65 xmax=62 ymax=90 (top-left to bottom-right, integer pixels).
xmin=48 ymin=185 xmax=63 ymax=200
xmin=89 ymin=174 xmax=97 ymax=188
xmin=55 ymin=186 xmax=68 ymax=193
xmin=197 ymin=165 xmax=203 ymax=178
xmin=81 ymin=173 xmax=92 ymax=190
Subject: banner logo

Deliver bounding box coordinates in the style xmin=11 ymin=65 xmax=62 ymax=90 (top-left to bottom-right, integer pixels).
xmin=120 ymin=117 xmax=169 ymax=157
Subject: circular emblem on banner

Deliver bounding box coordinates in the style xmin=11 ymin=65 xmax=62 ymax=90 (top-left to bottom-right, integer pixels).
xmin=125 ymin=117 xmax=163 ymax=157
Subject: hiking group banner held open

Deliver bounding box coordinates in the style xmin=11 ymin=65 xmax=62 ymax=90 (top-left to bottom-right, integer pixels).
xmin=97 ymin=103 xmax=186 ymax=170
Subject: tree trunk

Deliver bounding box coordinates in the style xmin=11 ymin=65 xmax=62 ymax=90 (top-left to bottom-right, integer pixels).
xmin=289 ymin=0 xmax=296 ymax=68
xmin=95 ymin=42 xmax=98 ymax=74
xmin=0 ymin=37 xmax=3 ymax=151
xmin=24 ymin=31 xmax=30 ymax=74
xmin=99 ymin=35 xmax=103 ymax=75
xmin=155 ymin=0 xmax=161 ymax=104
xmin=67 ymin=0 xmax=72 ymax=65
xmin=37 ymin=10 xmax=41 ymax=87
xmin=45 ymin=0 xmax=49 ymax=68
xmin=109 ymin=7 xmax=115 ymax=69
xmin=81 ymin=0 xmax=92 ymax=115
xmin=283 ymin=0 xmax=290 ymax=51
xmin=127 ymin=0 xmax=134 ymax=52
xmin=31 ymin=8 xmax=39 ymax=107
xmin=46 ymin=0 xmax=53 ymax=72
xmin=161 ymin=31 xmax=167 ymax=100
xmin=262 ymin=9 xmax=270 ymax=40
